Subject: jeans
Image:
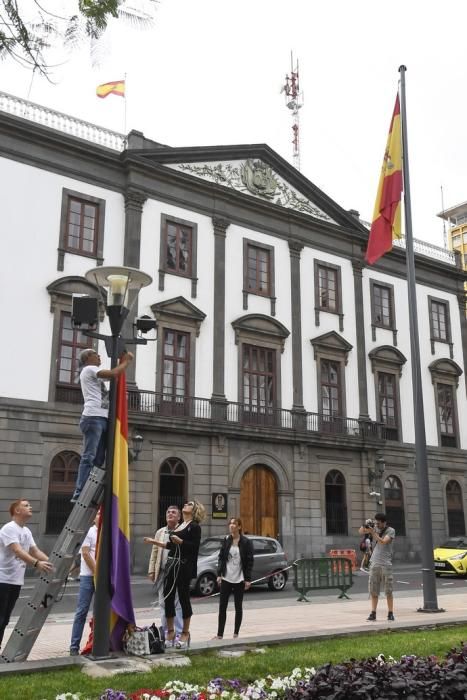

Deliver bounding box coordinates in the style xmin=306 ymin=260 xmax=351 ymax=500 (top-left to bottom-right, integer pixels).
xmin=158 ymin=578 xmax=183 ymax=635
xmin=72 ymin=416 xmax=107 ymax=500
xmin=217 ymin=579 xmax=245 ymax=637
xmin=70 ymin=575 xmax=95 ymax=652
xmin=0 ymin=582 xmax=21 ymax=648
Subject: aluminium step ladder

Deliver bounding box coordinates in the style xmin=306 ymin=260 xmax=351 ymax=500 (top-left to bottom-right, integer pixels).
xmin=0 ymin=466 xmax=106 ymax=663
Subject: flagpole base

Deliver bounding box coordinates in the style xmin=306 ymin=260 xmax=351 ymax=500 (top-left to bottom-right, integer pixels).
xmin=416 ymin=607 xmax=445 ymax=613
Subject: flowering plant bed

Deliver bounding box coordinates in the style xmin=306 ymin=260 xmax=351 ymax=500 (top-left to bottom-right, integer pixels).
xmin=53 ymin=644 xmax=467 ymax=700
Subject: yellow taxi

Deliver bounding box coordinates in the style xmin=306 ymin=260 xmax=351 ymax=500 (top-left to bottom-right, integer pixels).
xmin=433 ymin=537 xmax=467 ymax=576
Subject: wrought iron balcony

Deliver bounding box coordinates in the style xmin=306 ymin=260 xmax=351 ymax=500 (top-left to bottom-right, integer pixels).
xmin=126 ymin=390 xmax=384 ymax=439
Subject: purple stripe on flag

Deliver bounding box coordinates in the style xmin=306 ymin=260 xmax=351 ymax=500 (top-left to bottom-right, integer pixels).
xmin=110 ymin=493 xmax=135 ymax=650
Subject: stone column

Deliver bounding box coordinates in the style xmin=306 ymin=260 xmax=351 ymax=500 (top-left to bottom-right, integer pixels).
xmin=457 ymin=291 xmax=467 ymax=395
xmin=288 ymin=240 xmax=306 ymax=428
xmin=211 ymin=217 xmax=230 ymax=417
xmin=123 ymin=188 xmax=147 ymax=387
xmin=352 ymin=258 xmax=369 ymax=419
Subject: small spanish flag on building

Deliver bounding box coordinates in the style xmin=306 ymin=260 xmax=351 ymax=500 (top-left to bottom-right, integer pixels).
xmin=96 ymin=80 xmax=125 ymax=99
xmin=365 ymin=94 xmax=403 ymax=265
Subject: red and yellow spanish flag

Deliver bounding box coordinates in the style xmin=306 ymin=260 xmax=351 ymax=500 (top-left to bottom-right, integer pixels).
xmin=365 ymin=95 xmax=403 ymax=265
xmin=109 ymin=371 xmax=135 ymax=649
xmin=96 ymin=80 xmax=125 ymax=99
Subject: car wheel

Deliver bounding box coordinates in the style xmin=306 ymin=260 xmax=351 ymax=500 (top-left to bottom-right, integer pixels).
xmin=196 ymin=572 xmax=217 ymax=597
xmin=268 ymin=570 xmax=287 ymax=591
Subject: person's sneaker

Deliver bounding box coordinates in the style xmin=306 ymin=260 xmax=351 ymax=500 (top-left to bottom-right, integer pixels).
xmin=367 ymin=611 xmax=376 ymax=621
xmin=69 ymin=649 xmax=79 ymax=656
xmin=387 ymin=612 xmax=395 ymax=621
xmin=360 ymin=565 xmax=370 ymax=573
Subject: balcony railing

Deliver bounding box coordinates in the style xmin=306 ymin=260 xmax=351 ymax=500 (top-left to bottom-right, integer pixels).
xmin=127 ymin=390 xmax=384 ymax=439
xmin=0 ymin=90 xmax=125 ymax=151
xmin=54 ymin=386 xmax=385 ymax=439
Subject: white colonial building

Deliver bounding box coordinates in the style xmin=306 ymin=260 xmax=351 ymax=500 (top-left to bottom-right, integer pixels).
xmin=0 ymin=91 xmax=466 ymax=571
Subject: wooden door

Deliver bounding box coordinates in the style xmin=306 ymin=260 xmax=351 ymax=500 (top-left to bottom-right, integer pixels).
xmin=240 ymin=465 xmax=278 ymax=537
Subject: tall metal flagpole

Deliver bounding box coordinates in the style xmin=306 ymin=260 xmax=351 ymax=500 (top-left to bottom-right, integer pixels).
xmin=398 ymin=65 xmax=442 ymax=612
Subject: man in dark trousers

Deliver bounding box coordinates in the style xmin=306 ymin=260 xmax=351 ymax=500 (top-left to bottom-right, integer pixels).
xmin=0 ymin=499 xmax=53 ymax=649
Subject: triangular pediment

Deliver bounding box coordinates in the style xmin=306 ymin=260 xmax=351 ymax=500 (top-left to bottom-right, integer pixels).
xmin=129 ymin=144 xmax=364 ymax=229
xmin=310 ymin=331 xmax=353 ymax=354
xmin=151 ymin=296 xmax=206 ymax=322
xmin=168 ymin=159 xmax=336 ymax=223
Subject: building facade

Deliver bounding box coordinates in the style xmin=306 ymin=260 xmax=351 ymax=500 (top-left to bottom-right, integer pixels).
xmin=1 ymin=92 xmax=467 ymax=571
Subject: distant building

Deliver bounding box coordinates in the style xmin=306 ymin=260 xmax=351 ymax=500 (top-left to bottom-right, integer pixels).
xmin=1 ymin=91 xmax=467 ymax=571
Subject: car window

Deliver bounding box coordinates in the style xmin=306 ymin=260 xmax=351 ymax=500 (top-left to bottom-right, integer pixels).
xmin=251 ymin=538 xmax=276 ymax=554
xmin=198 ymin=538 xmax=222 ymax=556
xmin=439 ymin=538 xmax=467 ymax=549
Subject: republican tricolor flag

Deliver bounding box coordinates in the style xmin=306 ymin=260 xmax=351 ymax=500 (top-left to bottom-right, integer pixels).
xmin=109 ymin=371 xmax=135 ymax=649
xmin=96 ymin=80 xmax=125 ymax=99
xmin=365 ymin=95 xmax=403 ymax=265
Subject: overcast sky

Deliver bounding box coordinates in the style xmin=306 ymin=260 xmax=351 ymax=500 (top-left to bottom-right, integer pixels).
xmin=1 ymin=0 xmax=466 ymax=246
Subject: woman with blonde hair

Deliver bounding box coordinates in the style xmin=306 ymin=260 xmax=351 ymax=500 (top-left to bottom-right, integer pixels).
xmin=144 ymin=499 xmax=205 ymax=649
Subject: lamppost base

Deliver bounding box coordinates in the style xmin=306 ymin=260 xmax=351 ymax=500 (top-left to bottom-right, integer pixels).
xmin=87 ymin=653 xmax=113 ymax=661
xmin=416 ymin=607 xmax=446 ymax=613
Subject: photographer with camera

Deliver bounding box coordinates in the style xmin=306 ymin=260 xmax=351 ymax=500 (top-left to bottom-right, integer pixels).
xmin=359 ymin=513 xmax=395 ymax=622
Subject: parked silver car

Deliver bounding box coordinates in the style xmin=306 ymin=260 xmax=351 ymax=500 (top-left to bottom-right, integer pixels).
xmin=192 ymin=535 xmax=288 ymax=597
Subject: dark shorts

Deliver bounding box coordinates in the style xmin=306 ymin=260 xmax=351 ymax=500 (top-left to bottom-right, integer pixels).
xmin=369 ymin=565 xmax=393 ymax=596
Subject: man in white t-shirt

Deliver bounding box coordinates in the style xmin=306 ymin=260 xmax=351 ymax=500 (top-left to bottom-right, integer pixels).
xmin=69 ymin=515 xmax=99 ymax=655
xmin=71 ymin=348 xmax=134 ymax=502
xmin=0 ymin=499 xmax=53 ymax=649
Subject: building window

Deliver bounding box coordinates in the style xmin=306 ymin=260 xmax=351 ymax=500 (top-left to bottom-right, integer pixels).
xmin=58 ymin=188 xmax=105 ymax=271
xmin=159 ymin=214 xmax=198 ymax=297
xmin=242 ymin=344 xmax=276 ymax=423
xmin=446 ymin=480 xmax=465 ymax=536
xmin=56 ymin=312 xmax=93 ymax=404
xmin=370 ymin=280 xmax=397 ymax=344
xmin=314 ymin=260 xmax=343 ymax=331
xmin=161 ymin=329 xmax=190 ymax=415
xmin=158 ymin=458 xmax=187 ymax=529
xmin=325 ymin=469 xmax=347 ymax=535
xmin=242 ymin=239 xmax=276 ymax=315
xmin=320 ymin=360 xmax=341 ymax=417
xmin=377 ymin=372 xmax=399 ymax=441
xmin=437 ymin=383 xmax=457 ymax=447
xmin=311 ymin=331 xmax=352 ymax=430
xmin=232 ymin=314 xmax=289 ymax=422
xmin=428 ymin=296 xmax=453 ymax=358
xmin=46 ymin=451 xmax=79 ymax=533
xmin=429 ymin=358 xmax=463 ymax=449
xmin=152 ymin=296 xmax=206 ymax=415
xmin=247 ymin=245 xmax=270 ymax=296
xmin=384 ymin=475 xmax=406 ymax=536
xmin=369 ymin=346 xmax=407 ymax=442
xmin=47 ymin=277 xmax=103 ymax=403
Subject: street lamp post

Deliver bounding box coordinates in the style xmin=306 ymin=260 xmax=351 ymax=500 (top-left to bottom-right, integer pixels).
xmin=84 ymin=266 xmax=152 ymax=659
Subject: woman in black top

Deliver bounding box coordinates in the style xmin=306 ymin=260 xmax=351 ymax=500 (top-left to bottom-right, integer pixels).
xmin=144 ymin=499 xmax=205 ymax=648
xmin=214 ymin=517 xmax=254 ymax=639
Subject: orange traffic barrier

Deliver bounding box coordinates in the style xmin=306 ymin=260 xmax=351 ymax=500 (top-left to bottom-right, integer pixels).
xmin=328 ymin=548 xmax=358 ymax=571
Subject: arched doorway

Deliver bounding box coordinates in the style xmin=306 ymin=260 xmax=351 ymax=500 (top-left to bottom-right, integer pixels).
xmin=158 ymin=457 xmax=187 ymax=528
xmin=325 ymin=469 xmax=348 ymax=535
xmin=384 ymin=475 xmax=406 ymax=535
xmin=47 ymin=450 xmax=80 ymax=533
xmin=446 ymin=480 xmax=465 ymax=536
xmin=240 ymin=465 xmax=278 ymax=537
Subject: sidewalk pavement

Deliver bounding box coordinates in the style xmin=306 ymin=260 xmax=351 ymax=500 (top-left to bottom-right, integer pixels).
xmin=2 ymin=585 xmax=467 ymax=668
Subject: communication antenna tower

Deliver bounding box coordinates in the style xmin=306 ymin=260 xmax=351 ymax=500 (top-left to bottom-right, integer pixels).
xmin=281 ymin=52 xmax=304 ymax=171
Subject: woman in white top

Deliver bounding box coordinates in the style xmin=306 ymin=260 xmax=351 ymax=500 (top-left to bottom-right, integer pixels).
xmin=214 ymin=517 xmax=253 ymax=639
